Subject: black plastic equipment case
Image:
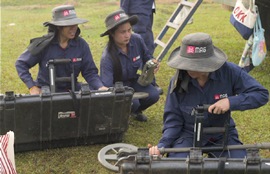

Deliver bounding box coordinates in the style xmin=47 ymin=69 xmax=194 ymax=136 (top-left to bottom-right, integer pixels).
xmin=0 ymin=84 xmax=134 ymax=152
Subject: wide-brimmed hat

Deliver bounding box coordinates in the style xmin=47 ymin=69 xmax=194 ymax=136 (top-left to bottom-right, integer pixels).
xmin=44 ymin=5 xmax=88 ymax=27
xmin=100 ymin=9 xmax=138 ymax=37
xmin=167 ymin=32 xmax=228 ymax=72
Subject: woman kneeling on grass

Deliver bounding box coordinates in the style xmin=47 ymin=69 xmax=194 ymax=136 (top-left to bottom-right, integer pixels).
xmin=149 ymin=32 xmax=269 ymax=158
xmin=16 ymin=5 xmax=107 ymax=94
xmin=99 ymin=9 xmax=160 ymax=122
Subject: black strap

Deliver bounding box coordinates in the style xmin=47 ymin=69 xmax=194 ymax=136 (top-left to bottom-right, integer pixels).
xmin=27 ymin=25 xmax=81 ymax=56
xmin=68 ymin=90 xmax=80 ymax=117
xmin=27 ymin=32 xmax=55 ymax=56
xmin=217 ymin=157 xmax=227 ymax=174
xmin=170 ymin=70 xmax=190 ymax=94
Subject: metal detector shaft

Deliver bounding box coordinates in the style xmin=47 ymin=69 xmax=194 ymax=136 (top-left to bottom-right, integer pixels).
xmin=159 ymin=142 xmax=270 ymax=154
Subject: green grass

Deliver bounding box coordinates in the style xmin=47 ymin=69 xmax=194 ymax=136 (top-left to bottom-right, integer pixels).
xmin=1 ymin=0 xmax=270 ymax=173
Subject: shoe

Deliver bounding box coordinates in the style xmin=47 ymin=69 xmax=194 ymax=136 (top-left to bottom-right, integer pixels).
xmin=155 ymin=85 xmax=163 ymax=95
xmin=131 ymin=112 xmax=148 ymax=122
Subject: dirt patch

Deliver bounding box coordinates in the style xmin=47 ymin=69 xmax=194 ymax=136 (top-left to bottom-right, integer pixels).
xmin=156 ymin=0 xmax=214 ymax=4
xmin=95 ymin=1 xmax=120 ymax=6
xmin=222 ymin=4 xmax=234 ymax=11
xmin=156 ymin=0 xmax=180 ymax=4
xmin=4 ymin=5 xmax=50 ymax=10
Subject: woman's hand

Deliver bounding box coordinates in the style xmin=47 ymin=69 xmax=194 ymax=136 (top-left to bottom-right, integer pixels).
xmin=29 ymin=86 xmax=41 ymax=95
xmin=148 ymin=144 xmax=161 ymax=156
xmin=208 ymin=98 xmax=230 ymax=114
xmin=152 ymin=59 xmax=160 ymax=74
xmin=98 ymin=86 xmax=109 ymax=91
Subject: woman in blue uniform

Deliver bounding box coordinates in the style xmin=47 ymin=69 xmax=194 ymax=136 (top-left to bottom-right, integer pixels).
xmin=149 ymin=32 xmax=269 ymax=158
xmin=120 ymin=0 xmax=163 ymax=95
xmin=16 ymin=5 xmax=107 ymax=94
xmin=100 ymin=9 xmax=160 ymax=122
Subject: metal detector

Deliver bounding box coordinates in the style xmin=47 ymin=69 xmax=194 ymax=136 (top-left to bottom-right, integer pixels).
xmin=98 ymin=105 xmax=270 ymax=173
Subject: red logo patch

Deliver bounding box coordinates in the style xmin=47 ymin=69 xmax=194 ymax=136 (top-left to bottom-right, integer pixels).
xmin=187 ymin=46 xmax=195 ymax=54
xmin=70 ymin=112 xmax=76 ymax=118
xmin=63 ymin=10 xmax=69 ymax=16
xmin=214 ymin=94 xmax=220 ymax=100
xmin=114 ymin=14 xmax=120 ymax=21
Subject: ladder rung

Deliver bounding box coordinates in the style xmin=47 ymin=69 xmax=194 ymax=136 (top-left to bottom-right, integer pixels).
xmin=155 ymin=39 xmax=166 ymax=48
xmin=154 ymin=0 xmax=203 ymax=61
xmin=181 ymin=0 xmax=195 ymax=8
xmin=167 ymin=22 xmax=179 ymax=29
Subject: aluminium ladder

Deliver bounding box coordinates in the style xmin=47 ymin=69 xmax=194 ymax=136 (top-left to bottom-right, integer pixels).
xmin=154 ymin=0 xmax=203 ymax=61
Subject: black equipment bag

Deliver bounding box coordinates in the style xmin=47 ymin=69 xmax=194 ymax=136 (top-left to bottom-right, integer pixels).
xmin=0 ymin=84 xmax=134 ymax=152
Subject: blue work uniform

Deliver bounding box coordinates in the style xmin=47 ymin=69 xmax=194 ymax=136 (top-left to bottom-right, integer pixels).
xmin=158 ymin=62 xmax=269 ymax=158
xmin=100 ymin=33 xmax=159 ymax=113
xmin=121 ymin=0 xmax=155 ymax=55
xmin=16 ymin=37 xmax=104 ymax=92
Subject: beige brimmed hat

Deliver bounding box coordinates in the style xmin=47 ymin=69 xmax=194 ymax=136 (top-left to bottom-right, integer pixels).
xmin=100 ymin=9 xmax=138 ymax=37
xmin=167 ymin=32 xmax=228 ymax=72
xmin=44 ymin=5 xmax=88 ymax=26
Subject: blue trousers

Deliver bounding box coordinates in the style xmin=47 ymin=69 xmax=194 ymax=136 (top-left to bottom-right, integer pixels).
xmin=168 ymin=135 xmax=246 ymax=158
xmin=130 ymin=81 xmax=159 ymax=113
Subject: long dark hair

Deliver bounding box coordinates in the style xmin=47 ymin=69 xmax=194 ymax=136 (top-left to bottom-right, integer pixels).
xmin=107 ymin=29 xmax=123 ymax=83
